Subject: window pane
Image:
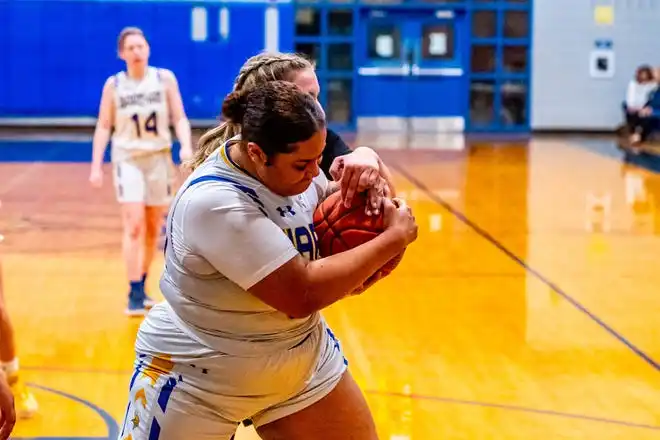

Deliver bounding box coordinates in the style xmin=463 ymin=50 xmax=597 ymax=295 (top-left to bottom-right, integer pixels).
xmin=327 ymin=79 xmax=352 ymax=124
xmin=295 ymin=8 xmax=321 ymax=36
xmin=500 ymin=81 xmax=528 ymax=126
xmin=471 ymin=45 xmax=496 ymax=73
xmin=422 ymin=24 xmax=454 ymax=60
xmin=470 ymin=80 xmax=495 ymax=126
xmin=367 ymin=24 xmax=402 ymax=60
xmin=504 ymin=10 xmax=529 ymax=38
xmin=472 ymin=11 xmax=496 ymax=38
xmin=295 ymin=43 xmax=321 ymax=67
xmin=328 ymin=43 xmax=353 ymax=71
xmin=502 ymin=45 xmax=528 ymax=73
xmin=328 ymin=10 xmax=353 ymax=35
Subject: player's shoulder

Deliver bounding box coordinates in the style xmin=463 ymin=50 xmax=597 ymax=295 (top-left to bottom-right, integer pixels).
xmin=153 ymin=67 xmax=177 ymax=84
xmin=103 ymin=73 xmax=122 ymax=90
xmin=183 ymin=170 xmax=264 ymax=213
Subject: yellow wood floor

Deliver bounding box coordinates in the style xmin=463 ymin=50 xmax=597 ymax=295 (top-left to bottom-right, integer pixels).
xmin=2 ymin=136 xmax=660 ymax=439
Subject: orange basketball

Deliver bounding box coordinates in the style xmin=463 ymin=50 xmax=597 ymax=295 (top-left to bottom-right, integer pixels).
xmin=313 ymin=191 xmax=404 ymax=289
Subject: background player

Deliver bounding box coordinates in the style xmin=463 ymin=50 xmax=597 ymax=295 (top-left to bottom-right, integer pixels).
xmin=0 ymin=202 xmax=37 ymax=420
xmin=88 ymin=27 xmax=192 ymax=315
xmin=118 ymin=81 xmax=417 ymax=440
xmin=190 ymin=52 xmax=396 ymax=213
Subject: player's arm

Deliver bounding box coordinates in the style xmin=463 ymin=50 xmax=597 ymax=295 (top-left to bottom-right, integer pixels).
xmin=326 ymin=132 xmax=396 ymax=210
xmin=320 ymin=129 xmax=352 ymax=178
xmin=162 ymin=69 xmax=193 ymax=161
xmin=188 ymin=188 xmax=416 ymax=319
xmin=0 ymin=370 xmax=15 ymax=440
xmin=89 ymin=77 xmax=115 ymax=186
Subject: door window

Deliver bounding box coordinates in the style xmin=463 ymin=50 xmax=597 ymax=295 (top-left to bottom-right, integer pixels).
xmin=421 ymin=23 xmax=454 ymax=60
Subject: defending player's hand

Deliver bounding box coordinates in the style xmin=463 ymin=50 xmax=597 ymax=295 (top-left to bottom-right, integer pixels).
xmin=329 ymin=148 xmax=380 ymax=208
xmin=365 ymin=176 xmax=390 ymax=216
xmin=0 ymin=373 xmax=16 ymax=440
xmin=89 ymin=166 xmax=103 ymax=188
xmin=383 ymin=198 xmax=418 ymax=247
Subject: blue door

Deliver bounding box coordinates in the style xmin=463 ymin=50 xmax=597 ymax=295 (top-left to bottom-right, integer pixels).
xmin=356 ymin=9 xmax=468 ymax=132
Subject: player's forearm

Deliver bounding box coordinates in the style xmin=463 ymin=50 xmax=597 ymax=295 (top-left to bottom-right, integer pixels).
xmin=297 ymin=229 xmax=406 ymax=315
xmin=174 ymin=118 xmax=192 ymax=152
xmin=91 ymin=126 xmax=111 ymax=168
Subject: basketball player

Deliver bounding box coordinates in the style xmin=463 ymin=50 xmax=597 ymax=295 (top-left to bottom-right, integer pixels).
xmin=189 ymin=52 xmax=396 ymax=213
xmin=0 ymin=369 xmax=15 ymax=440
xmin=118 ymin=81 xmax=417 ymax=440
xmin=0 ymin=224 xmax=37 ymax=419
xmin=89 ymin=27 xmax=193 ymax=315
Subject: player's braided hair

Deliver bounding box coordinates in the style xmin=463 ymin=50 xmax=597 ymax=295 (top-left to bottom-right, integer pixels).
xmin=187 ymin=52 xmax=313 ymax=170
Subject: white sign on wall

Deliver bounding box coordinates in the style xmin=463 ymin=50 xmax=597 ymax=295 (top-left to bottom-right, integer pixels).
xmin=589 ymin=49 xmax=615 ymax=79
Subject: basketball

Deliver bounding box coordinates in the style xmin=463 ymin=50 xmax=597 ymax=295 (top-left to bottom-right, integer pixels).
xmin=313 ymin=191 xmax=404 ymax=288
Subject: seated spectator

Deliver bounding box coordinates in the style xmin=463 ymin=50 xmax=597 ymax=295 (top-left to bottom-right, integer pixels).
xmin=625 ymin=65 xmax=657 ymax=145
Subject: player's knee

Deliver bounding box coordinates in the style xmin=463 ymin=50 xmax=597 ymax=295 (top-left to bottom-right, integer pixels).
xmin=124 ymin=218 xmax=145 ymax=240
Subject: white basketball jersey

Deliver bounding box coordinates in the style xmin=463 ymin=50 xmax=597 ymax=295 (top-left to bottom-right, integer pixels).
xmin=155 ymin=137 xmax=328 ymax=356
xmin=111 ymin=67 xmax=172 ymax=161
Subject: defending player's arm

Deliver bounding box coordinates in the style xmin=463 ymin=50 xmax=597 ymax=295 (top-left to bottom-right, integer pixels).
xmin=187 ymin=187 xmax=417 ymax=319
xmin=162 ymin=69 xmax=193 ymax=162
xmin=325 ymin=130 xmax=395 ymax=202
xmin=89 ymin=77 xmax=115 ymax=187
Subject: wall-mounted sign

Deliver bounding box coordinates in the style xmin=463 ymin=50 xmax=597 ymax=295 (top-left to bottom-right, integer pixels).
xmin=590 ymin=48 xmax=615 ymax=79
xmin=594 ymin=5 xmax=614 ymax=26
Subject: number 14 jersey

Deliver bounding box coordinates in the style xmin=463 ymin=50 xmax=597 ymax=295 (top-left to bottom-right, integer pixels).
xmin=111 ymin=66 xmax=172 ymax=162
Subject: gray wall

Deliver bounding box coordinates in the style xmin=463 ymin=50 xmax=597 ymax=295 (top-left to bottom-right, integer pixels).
xmin=532 ymin=0 xmax=660 ymax=130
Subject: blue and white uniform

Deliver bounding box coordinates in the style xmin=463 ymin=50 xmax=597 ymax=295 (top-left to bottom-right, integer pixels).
xmin=118 ymin=137 xmax=347 ymax=440
xmin=111 ymin=67 xmax=174 ymax=206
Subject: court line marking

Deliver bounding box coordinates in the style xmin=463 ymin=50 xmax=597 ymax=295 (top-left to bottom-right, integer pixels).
xmin=367 ymin=389 xmax=660 ymax=431
xmin=391 ymin=163 xmax=660 ymax=373
xmin=13 ymin=382 xmax=118 ymax=440
xmin=21 ymin=366 xmax=660 ymax=431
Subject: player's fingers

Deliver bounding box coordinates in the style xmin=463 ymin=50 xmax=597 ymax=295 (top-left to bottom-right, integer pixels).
xmin=357 ymin=168 xmax=379 ymax=194
xmin=342 ymin=168 xmax=362 ymax=207
xmin=392 ymin=197 xmax=407 ymax=211
xmin=382 ymin=197 xmax=397 ymax=215
xmin=382 ymin=182 xmax=392 ymax=198
xmin=366 ymin=187 xmax=383 ymax=216
xmin=339 ymin=167 xmax=354 ymax=202
xmin=329 ymin=157 xmax=345 ymax=181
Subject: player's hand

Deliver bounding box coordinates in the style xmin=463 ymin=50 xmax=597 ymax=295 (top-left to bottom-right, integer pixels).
xmin=383 ymin=198 xmax=418 ymax=246
xmin=0 ymin=373 xmax=16 ymax=440
xmin=365 ymin=176 xmax=390 ymax=216
xmin=330 ymin=147 xmax=380 ymax=208
xmin=179 ymin=146 xmax=193 ymax=163
xmin=89 ymin=166 xmax=103 ymax=188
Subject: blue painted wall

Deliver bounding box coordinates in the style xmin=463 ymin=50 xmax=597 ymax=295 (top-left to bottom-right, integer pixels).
xmin=0 ymin=0 xmax=294 ymax=120
xmin=1 ymin=0 xmax=532 ymax=132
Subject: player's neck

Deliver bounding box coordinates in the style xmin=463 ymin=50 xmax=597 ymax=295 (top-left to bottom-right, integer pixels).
xmin=227 ymin=143 xmax=261 ymax=182
xmin=126 ymin=65 xmax=148 ymax=80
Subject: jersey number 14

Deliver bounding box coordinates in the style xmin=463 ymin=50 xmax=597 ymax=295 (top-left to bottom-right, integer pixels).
xmin=131 ymin=111 xmax=158 ymax=138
